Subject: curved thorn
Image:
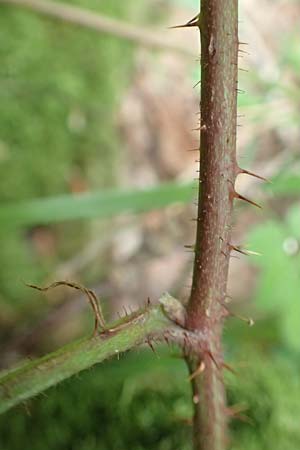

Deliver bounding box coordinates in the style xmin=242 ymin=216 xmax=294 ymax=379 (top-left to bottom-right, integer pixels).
xmin=205 ymin=350 xmax=220 ymax=369
xmin=169 ymin=20 xmax=199 ymax=29
xmin=229 ymin=244 xmax=261 ymax=257
xmin=222 ymin=362 xmax=237 ymax=374
xmin=245 ymin=249 xmax=262 ymax=256
xmin=164 ymin=334 xmax=170 ymax=346
xmin=239 ymin=167 xmax=270 ymax=183
xmin=226 ymin=405 xmax=253 ymax=424
xmin=146 ymin=339 xmax=157 ymax=354
xmin=188 ymin=361 xmax=206 ymax=380
xmin=230 ymin=312 xmax=255 ymax=327
xmin=184 ymin=244 xmax=195 ymax=249
xmin=238 ymin=49 xmax=250 ymax=55
xmin=229 ymin=245 xmax=249 ymax=256
xmin=234 ymin=192 xmax=262 ymax=209
xmin=169 ymin=14 xmax=200 ymax=29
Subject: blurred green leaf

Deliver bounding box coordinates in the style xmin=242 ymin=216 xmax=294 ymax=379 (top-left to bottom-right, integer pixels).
xmin=286 ymin=204 xmax=300 ymax=237
xmin=247 ymin=205 xmax=300 ymax=352
xmin=268 ymin=174 xmax=300 ymax=195
xmin=280 ymin=32 xmax=300 ymax=74
xmin=168 ymin=0 xmax=198 ymax=7
xmin=0 ymin=182 xmax=195 ymax=228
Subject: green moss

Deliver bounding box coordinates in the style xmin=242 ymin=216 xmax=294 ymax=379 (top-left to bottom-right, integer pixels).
xmin=228 ymin=353 xmax=300 ymax=450
xmin=0 ymin=1 xmax=133 ymax=201
xmin=0 ymin=349 xmax=299 ymax=450
xmin=0 ymin=351 xmax=192 ymax=450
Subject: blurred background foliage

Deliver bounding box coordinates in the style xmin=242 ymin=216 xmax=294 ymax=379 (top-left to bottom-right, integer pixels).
xmin=1 ymin=0 xmax=300 ymax=449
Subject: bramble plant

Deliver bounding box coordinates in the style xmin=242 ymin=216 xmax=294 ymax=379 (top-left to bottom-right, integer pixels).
xmin=0 ymin=1 xmax=268 ymax=450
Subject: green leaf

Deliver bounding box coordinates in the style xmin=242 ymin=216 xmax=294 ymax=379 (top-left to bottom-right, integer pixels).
xmin=247 ymin=209 xmax=300 ymax=352
xmin=267 ymin=174 xmax=300 ymax=196
xmin=248 ymin=221 xmax=291 ymax=312
xmin=286 ymin=204 xmax=300 ymax=238
xmin=0 ymin=182 xmax=195 ymax=229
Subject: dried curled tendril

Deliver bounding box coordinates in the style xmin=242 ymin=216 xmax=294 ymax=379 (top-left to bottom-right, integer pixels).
xmin=26 ymin=281 xmax=106 ymax=336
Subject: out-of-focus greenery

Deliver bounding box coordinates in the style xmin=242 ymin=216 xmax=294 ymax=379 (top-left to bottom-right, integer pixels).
xmin=0 ymin=0 xmax=135 ymax=202
xmin=1 ymin=1 xmax=300 ymax=449
xmin=0 ymin=0 xmax=136 ymax=317
xmin=0 ymin=348 xmax=300 ymax=450
xmin=0 ymin=351 xmax=192 ymax=450
xmin=248 ymin=205 xmax=300 ymax=352
xmin=0 ymin=181 xmax=194 ymax=228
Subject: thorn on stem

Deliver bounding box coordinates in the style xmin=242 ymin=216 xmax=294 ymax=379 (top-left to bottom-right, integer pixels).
xmin=222 ymin=362 xmax=237 ymax=374
xmin=238 ymin=49 xmax=250 ymax=55
xmin=238 ymin=167 xmax=270 ymax=183
xmin=226 ymin=405 xmax=253 ymax=425
xmin=229 ymin=244 xmax=261 ymax=257
xmin=204 ymin=350 xmax=220 ymax=369
xmin=169 ymin=14 xmax=200 ymax=30
xmin=229 ymin=244 xmax=250 ymax=256
xmin=188 ymin=361 xmax=206 ymax=380
xmin=164 ymin=333 xmax=170 ymax=346
xmin=229 ymin=311 xmax=255 ymax=327
xmin=234 ymin=192 xmax=262 ymax=209
xmin=193 ymin=394 xmax=200 ymax=404
xmin=146 ymin=339 xmax=157 ymax=354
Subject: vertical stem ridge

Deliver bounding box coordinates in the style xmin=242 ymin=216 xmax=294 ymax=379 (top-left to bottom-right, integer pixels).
xmin=186 ymin=2 xmax=238 ymax=450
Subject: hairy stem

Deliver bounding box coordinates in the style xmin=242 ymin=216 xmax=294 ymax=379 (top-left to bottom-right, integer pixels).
xmin=186 ymin=2 xmax=238 ymax=450
xmin=0 ymin=294 xmax=186 ymax=414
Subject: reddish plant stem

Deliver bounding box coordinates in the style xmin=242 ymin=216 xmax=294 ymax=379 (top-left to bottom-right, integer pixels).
xmin=186 ymin=2 xmax=238 ymax=450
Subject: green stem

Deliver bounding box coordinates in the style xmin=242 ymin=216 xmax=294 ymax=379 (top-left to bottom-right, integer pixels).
xmin=0 ymin=294 xmax=184 ymax=414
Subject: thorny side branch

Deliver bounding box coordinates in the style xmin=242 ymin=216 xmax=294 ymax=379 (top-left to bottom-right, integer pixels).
xmin=0 ymin=289 xmax=208 ymax=415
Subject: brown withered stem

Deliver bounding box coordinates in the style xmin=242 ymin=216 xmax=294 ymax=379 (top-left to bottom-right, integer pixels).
xmin=186 ymin=2 xmax=239 ymax=450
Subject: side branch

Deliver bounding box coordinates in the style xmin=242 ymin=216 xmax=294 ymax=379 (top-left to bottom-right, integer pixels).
xmin=0 ymin=294 xmax=206 ymax=415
